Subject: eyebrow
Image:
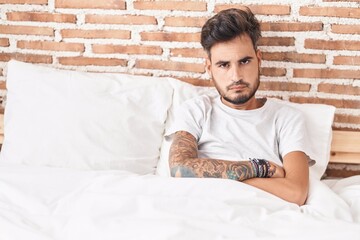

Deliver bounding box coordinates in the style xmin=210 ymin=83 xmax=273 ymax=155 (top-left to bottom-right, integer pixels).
xmin=214 ymin=56 xmax=254 ymax=66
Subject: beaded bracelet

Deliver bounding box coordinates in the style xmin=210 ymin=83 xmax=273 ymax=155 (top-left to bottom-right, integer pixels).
xmin=250 ymin=159 xmax=258 ymax=177
xmin=249 ymin=158 xmax=271 ymax=178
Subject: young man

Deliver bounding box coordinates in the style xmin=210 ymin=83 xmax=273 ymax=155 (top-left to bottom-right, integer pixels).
xmin=167 ymin=8 xmax=313 ymax=206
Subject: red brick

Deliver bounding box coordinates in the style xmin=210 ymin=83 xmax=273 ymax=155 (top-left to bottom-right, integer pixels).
xmin=0 ymin=38 xmax=9 ymax=47
xmin=0 ymin=0 xmax=47 ymax=3
xmin=290 ymin=97 xmax=360 ymax=109
xmin=0 ymin=53 xmax=12 ymax=62
xmin=215 ymin=5 xmax=290 ymax=15
xmin=164 ymin=17 xmax=207 ymax=27
xmin=170 ymin=48 xmax=206 ymax=58
xmin=92 ymin=44 xmax=162 ymax=55
xmin=258 ymin=37 xmax=295 ymax=46
xmin=260 ymin=67 xmax=286 ymax=77
xmin=300 ymin=6 xmax=360 ymax=19
xmin=85 ymin=15 xmax=157 ymax=25
xmin=135 ymin=59 xmax=204 ymax=73
xmin=318 ymin=83 xmax=360 ymax=95
xmin=134 ymin=1 xmax=207 ymax=11
xmin=261 ymin=22 xmax=323 ymax=32
xmin=0 ymin=25 xmax=53 ymax=36
xmin=259 ymin=81 xmax=311 ymax=92
xmin=0 ymin=53 xmax=52 ymax=63
xmin=58 ymin=57 xmax=127 ymax=66
xmin=7 ymin=12 xmax=76 ymax=23
xmin=61 ymin=29 xmax=130 ymax=39
xmin=262 ymin=52 xmax=326 ymax=64
xmin=141 ymin=32 xmax=200 ymax=42
xmin=294 ymin=69 xmax=360 ymax=79
xmin=334 ymin=114 xmax=360 ymax=125
xmin=0 ymin=81 xmax=5 ymax=90
xmin=17 ymin=41 xmax=85 ymax=52
xmin=333 ymin=56 xmax=360 ymax=66
xmin=332 ymin=24 xmax=360 ymax=34
xmin=305 ymin=39 xmax=360 ymax=51
xmin=55 ymin=0 xmax=126 ymax=9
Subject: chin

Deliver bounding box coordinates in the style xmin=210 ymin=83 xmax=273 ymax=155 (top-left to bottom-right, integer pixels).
xmin=223 ymin=96 xmax=250 ymax=105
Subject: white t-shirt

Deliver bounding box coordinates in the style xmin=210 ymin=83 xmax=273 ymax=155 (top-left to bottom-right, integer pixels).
xmin=166 ymin=95 xmax=314 ymax=166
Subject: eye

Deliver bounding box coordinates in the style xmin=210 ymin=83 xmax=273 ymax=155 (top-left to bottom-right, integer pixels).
xmin=240 ymin=59 xmax=250 ymax=65
xmin=218 ymin=63 xmax=229 ymax=68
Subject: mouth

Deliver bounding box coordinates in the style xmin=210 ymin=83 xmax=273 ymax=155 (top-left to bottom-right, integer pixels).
xmin=229 ymin=84 xmax=248 ymax=91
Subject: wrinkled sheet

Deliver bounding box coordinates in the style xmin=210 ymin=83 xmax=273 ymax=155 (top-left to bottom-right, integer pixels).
xmin=0 ymin=164 xmax=359 ymax=240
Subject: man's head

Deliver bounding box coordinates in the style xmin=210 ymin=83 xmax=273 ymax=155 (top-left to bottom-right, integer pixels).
xmin=201 ymin=8 xmax=262 ymax=109
xmin=201 ymin=7 xmax=261 ymax=58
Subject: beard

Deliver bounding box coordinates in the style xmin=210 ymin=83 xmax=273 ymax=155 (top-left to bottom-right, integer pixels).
xmin=213 ymin=70 xmax=260 ymax=105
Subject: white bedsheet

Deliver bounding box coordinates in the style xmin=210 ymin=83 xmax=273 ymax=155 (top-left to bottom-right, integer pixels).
xmin=0 ymin=164 xmax=359 ymax=240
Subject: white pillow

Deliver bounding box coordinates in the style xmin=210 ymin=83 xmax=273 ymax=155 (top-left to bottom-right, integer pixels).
xmin=1 ymin=60 xmax=173 ymax=174
xmin=156 ymin=79 xmax=335 ymax=180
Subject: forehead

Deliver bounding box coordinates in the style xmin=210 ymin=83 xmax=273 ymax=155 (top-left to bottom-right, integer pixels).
xmin=209 ymin=35 xmax=256 ymax=62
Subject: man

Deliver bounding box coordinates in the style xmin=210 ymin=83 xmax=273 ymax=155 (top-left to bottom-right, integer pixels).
xmin=167 ymin=7 xmax=313 ymax=206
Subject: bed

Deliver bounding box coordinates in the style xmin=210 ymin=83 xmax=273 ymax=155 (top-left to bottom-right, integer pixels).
xmin=0 ymin=60 xmax=359 ymax=239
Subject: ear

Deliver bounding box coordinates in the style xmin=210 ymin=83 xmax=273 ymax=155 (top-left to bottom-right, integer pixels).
xmin=256 ymin=49 xmax=262 ymax=67
xmin=205 ymin=58 xmax=212 ymax=78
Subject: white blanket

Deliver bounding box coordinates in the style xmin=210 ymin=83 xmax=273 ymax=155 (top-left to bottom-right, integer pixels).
xmin=0 ymin=164 xmax=359 ymax=240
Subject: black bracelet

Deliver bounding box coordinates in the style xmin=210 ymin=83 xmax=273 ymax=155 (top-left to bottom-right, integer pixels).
xmin=264 ymin=160 xmax=270 ymax=177
xmin=250 ymin=159 xmax=258 ymax=177
xmin=249 ymin=158 xmax=271 ymax=178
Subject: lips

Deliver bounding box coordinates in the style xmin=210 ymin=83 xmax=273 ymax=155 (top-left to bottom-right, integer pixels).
xmin=229 ymin=84 xmax=247 ymax=91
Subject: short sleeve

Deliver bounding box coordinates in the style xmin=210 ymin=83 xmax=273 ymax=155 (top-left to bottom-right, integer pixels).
xmin=277 ymin=108 xmax=314 ymax=165
xmin=165 ymin=96 xmax=209 ymax=141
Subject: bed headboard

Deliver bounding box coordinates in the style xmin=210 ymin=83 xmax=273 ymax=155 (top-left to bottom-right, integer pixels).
xmin=330 ymin=130 xmax=360 ymax=164
xmin=325 ymin=130 xmax=360 ymax=178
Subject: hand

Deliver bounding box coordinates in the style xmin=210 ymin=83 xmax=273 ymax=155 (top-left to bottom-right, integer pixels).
xmin=268 ymin=161 xmax=285 ymax=178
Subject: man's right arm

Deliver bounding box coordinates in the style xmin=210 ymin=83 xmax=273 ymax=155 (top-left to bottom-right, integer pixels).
xmin=169 ymin=131 xmax=284 ymax=181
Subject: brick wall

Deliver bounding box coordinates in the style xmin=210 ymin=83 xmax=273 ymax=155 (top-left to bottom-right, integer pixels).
xmin=0 ymin=0 xmax=359 ymax=130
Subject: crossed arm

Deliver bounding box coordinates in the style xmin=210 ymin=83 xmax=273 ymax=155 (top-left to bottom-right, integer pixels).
xmin=169 ymin=131 xmax=309 ymax=206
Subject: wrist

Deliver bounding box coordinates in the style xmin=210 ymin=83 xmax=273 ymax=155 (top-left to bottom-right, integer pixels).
xmin=249 ymin=158 xmax=271 ymax=178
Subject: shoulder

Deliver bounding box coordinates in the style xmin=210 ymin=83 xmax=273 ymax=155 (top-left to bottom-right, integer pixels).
xmin=173 ymin=94 xmax=217 ymax=124
xmin=180 ymin=94 xmax=216 ymax=111
xmin=183 ymin=94 xmax=215 ymax=105
xmin=267 ymin=98 xmax=306 ymax=126
xmin=267 ymin=98 xmax=304 ymax=116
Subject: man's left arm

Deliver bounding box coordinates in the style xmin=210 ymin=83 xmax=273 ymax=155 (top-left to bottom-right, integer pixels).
xmin=243 ymin=151 xmax=309 ymax=206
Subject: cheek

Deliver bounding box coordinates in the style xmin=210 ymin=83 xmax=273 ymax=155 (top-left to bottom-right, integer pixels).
xmin=212 ymin=75 xmax=228 ymax=93
xmin=211 ymin=68 xmax=228 ymax=79
xmin=245 ymin=65 xmax=260 ymax=78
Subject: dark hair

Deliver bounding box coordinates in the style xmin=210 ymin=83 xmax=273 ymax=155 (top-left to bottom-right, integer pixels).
xmin=201 ymin=7 xmax=261 ymax=56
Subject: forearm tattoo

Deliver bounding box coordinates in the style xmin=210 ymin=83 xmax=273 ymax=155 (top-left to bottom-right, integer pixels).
xmin=169 ymin=131 xmax=257 ymax=181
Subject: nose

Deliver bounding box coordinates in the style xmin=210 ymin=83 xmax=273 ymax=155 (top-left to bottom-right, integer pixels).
xmin=229 ymin=65 xmax=242 ymax=83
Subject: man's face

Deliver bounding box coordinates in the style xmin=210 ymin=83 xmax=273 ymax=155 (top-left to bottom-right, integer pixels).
xmin=206 ymin=34 xmax=262 ymax=109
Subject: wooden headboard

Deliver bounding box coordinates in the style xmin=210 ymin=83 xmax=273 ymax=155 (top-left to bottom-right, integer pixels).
xmin=330 ymin=130 xmax=360 ymax=164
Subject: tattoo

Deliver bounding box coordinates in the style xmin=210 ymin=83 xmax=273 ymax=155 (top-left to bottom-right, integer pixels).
xmin=204 ymin=171 xmax=222 ymax=178
xmin=170 ymin=166 xmax=197 ymax=177
xmin=169 ymin=131 xmax=256 ymax=181
xmin=226 ymin=163 xmax=254 ymax=180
